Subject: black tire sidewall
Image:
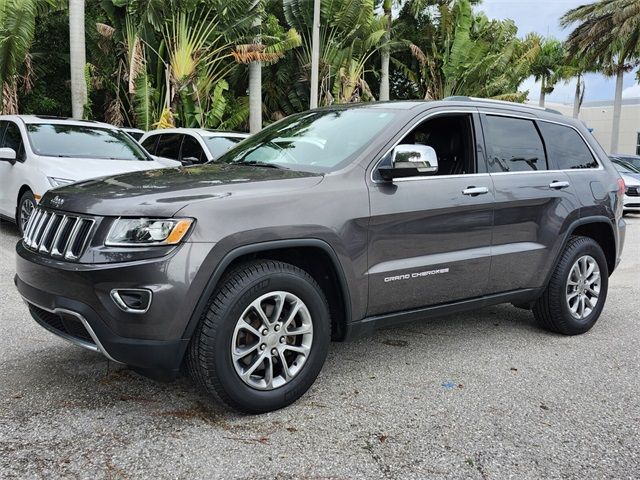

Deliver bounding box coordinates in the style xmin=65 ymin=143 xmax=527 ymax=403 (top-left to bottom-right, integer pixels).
xmin=17 ymin=191 xmax=35 ymax=235
xmin=555 ymin=239 xmax=608 ymax=334
xmin=210 ymin=270 xmax=330 ymax=413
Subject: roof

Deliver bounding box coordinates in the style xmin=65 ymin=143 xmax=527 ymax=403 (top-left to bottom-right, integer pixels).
xmin=141 ymin=128 xmax=248 ymax=138
xmin=0 ymin=115 xmax=117 ymax=129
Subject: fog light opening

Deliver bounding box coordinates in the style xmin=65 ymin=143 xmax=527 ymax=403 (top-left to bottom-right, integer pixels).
xmin=110 ymin=289 xmax=153 ymax=314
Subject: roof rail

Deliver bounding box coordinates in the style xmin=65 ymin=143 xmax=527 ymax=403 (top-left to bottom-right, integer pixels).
xmin=443 ymin=96 xmax=563 ymax=116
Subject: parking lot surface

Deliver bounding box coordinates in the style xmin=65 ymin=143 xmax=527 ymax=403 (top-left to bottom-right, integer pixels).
xmin=1 ymin=216 xmax=639 ymax=479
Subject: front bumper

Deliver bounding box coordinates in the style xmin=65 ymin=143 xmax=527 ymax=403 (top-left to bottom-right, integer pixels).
xmin=15 ymin=240 xmax=213 ymax=375
xmin=624 ymin=194 xmax=640 ymax=211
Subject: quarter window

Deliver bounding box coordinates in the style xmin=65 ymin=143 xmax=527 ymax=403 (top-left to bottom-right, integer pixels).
xmin=538 ymin=122 xmax=598 ymax=169
xmin=141 ymin=135 xmax=159 ymax=154
xmin=484 ymin=116 xmax=547 ymax=173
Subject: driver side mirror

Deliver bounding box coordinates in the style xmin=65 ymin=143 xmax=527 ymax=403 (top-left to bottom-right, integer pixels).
xmin=378 ymin=144 xmax=438 ymax=181
xmin=0 ymin=147 xmax=17 ymax=164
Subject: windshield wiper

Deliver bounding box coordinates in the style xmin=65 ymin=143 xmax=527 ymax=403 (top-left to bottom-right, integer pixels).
xmin=232 ymin=161 xmax=289 ymax=170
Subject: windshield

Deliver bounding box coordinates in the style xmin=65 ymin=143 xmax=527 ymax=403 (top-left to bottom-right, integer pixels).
xmin=203 ymin=136 xmax=244 ymax=159
xmin=219 ymin=109 xmax=398 ymax=173
xmin=27 ymin=124 xmax=150 ymax=161
xmin=613 ymin=159 xmax=640 ymax=174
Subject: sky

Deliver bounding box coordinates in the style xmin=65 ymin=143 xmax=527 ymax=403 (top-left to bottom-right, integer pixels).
xmin=475 ymin=0 xmax=640 ymax=104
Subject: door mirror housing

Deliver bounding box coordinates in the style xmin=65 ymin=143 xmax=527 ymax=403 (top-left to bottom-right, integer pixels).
xmin=181 ymin=156 xmax=199 ymax=165
xmin=378 ymin=144 xmax=438 ymax=181
xmin=0 ymin=147 xmax=17 ymax=164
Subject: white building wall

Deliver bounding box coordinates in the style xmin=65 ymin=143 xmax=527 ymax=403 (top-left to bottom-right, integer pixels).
xmin=543 ymin=99 xmax=640 ymax=156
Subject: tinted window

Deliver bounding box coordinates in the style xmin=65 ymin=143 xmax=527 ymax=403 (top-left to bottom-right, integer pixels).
xmin=26 ymin=124 xmax=149 ymax=161
xmin=155 ymin=134 xmax=182 ymax=160
xmin=203 ymin=136 xmax=243 ymax=159
xmin=181 ymin=135 xmax=205 ymax=163
xmin=141 ymin=135 xmax=158 ymax=153
xmin=3 ymin=122 xmax=24 ymax=160
xmin=484 ymin=116 xmax=546 ymax=172
xmin=538 ymin=122 xmax=598 ymax=169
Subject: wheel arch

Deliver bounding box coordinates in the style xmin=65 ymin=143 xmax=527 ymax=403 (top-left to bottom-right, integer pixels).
xmin=15 ymin=185 xmax=35 ymax=223
xmin=564 ymin=217 xmax=617 ymax=276
xmin=181 ymin=239 xmax=352 ymax=353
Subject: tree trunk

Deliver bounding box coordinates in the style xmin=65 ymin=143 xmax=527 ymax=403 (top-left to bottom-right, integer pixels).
xmin=69 ymin=0 xmax=87 ymax=119
xmin=538 ymin=75 xmax=546 ymax=108
xmin=610 ymin=67 xmax=624 ymax=153
xmin=309 ymin=0 xmax=321 ymax=109
xmin=249 ymin=1 xmax=262 ymax=134
xmin=572 ymin=73 xmax=582 ymax=119
xmin=379 ymin=0 xmax=392 ymax=102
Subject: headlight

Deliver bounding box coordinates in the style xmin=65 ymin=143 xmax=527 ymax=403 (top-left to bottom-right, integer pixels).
xmin=105 ymin=218 xmax=194 ymax=246
xmin=48 ymin=177 xmax=75 ymax=187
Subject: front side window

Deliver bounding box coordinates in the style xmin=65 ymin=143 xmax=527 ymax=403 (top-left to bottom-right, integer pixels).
xmin=538 ymin=122 xmax=598 ymax=170
xmin=3 ymin=122 xmax=24 ymax=160
xmin=484 ymin=116 xmax=547 ymax=173
xmin=181 ymin=135 xmax=205 ymax=163
xmin=220 ymin=109 xmax=398 ymax=173
xmin=155 ymin=134 xmax=182 ymax=160
xmin=26 ymin=124 xmax=149 ymax=161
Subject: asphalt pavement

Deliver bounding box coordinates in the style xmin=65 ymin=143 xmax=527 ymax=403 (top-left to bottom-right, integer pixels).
xmin=1 ymin=216 xmax=639 ymax=479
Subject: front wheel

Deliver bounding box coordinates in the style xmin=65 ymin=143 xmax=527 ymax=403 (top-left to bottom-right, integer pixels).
xmin=533 ymin=236 xmax=608 ymax=335
xmin=17 ymin=190 xmax=36 ymax=235
xmin=188 ymin=260 xmax=331 ymax=413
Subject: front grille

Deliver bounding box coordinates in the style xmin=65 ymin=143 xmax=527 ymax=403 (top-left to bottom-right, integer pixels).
xmin=29 ymin=304 xmax=95 ymax=345
xmin=23 ymin=208 xmax=95 ymax=261
xmin=627 ymin=186 xmax=640 ymax=197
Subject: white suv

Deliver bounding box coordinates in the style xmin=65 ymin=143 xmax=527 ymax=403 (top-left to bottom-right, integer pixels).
xmin=0 ymin=116 xmax=179 ymax=233
xmin=139 ymin=128 xmax=248 ymax=165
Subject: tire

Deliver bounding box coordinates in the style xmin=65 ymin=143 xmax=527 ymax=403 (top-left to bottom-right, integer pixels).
xmin=188 ymin=260 xmax=331 ymax=414
xmin=533 ymin=236 xmax=608 ymax=335
xmin=16 ymin=190 xmax=36 ymax=235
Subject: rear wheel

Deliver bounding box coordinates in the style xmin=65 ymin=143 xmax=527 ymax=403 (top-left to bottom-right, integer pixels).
xmin=533 ymin=236 xmax=608 ymax=335
xmin=188 ymin=260 xmax=331 ymax=413
xmin=17 ymin=190 xmax=36 ymax=235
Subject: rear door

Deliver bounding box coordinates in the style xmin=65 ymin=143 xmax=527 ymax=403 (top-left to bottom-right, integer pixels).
xmin=480 ymin=112 xmax=580 ymax=293
xmin=366 ymin=110 xmax=495 ymax=316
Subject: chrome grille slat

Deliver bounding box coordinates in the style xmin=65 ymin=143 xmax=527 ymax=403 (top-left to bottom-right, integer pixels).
xmin=23 ymin=207 xmax=95 ymax=262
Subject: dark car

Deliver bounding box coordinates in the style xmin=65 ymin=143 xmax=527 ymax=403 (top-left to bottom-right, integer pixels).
xmin=15 ymin=98 xmax=626 ymax=413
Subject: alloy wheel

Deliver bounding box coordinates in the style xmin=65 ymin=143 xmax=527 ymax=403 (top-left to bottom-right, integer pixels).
xmin=566 ymin=255 xmax=601 ymax=320
xmin=231 ymin=291 xmax=313 ymax=390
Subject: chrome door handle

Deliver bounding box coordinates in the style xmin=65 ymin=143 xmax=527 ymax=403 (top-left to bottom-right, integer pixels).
xmin=462 ymin=186 xmax=489 ymax=196
xmin=549 ymin=181 xmax=570 ymax=190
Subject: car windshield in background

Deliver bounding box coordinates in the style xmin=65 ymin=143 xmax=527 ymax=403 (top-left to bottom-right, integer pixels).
xmin=203 ymin=136 xmax=244 ymax=159
xmin=612 ymin=159 xmax=640 ymax=174
xmin=27 ymin=124 xmax=150 ymax=161
xmin=219 ymin=109 xmax=398 ymax=173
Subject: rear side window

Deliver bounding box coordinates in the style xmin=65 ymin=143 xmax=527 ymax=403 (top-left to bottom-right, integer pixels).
xmin=484 ymin=116 xmax=546 ymax=173
xmin=155 ymin=134 xmax=182 ymax=160
xmin=2 ymin=122 xmax=25 ymax=160
xmin=538 ymin=122 xmax=598 ymax=169
xmin=141 ymin=135 xmax=158 ymax=154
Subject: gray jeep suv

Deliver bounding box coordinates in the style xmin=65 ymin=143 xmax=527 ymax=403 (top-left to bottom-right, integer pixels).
xmin=15 ymin=99 xmax=626 ymax=413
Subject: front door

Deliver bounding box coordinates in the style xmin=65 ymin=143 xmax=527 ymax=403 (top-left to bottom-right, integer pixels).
xmin=366 ymin=111 xmax=495 ymax=316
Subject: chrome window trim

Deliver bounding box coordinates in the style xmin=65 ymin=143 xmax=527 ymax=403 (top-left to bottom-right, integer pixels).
xmin=22 ymin=297 xmax=122 ymax=364
xmin=369 ymin=108 xmax=604 ymax=185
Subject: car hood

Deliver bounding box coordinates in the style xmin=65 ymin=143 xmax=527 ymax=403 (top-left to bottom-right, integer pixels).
xmin=40 ymin=156 xmax=167 ymax=180
xmin=39 ymin=163 xmax=324 ymax=217
xmin=621 ymin=172 xmax=640 ymax=186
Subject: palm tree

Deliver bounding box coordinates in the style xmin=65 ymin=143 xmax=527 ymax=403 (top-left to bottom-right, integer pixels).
xmin=562 ymin=0 xmax=640 ymax=152
xmin=69 ymin=0 xmax=86 ymax=118
xmin=248 ymin=0 xmax=262 ymax=133
xmin=530 ymin=36 xmax=565 ymax=107
xmin=0 ymin=0 xmax=40 ymax=114
xmin=309 ymin=0 xmax=321 ymax=108
xmin=379 ymin=0 xmax=392 ymax=101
